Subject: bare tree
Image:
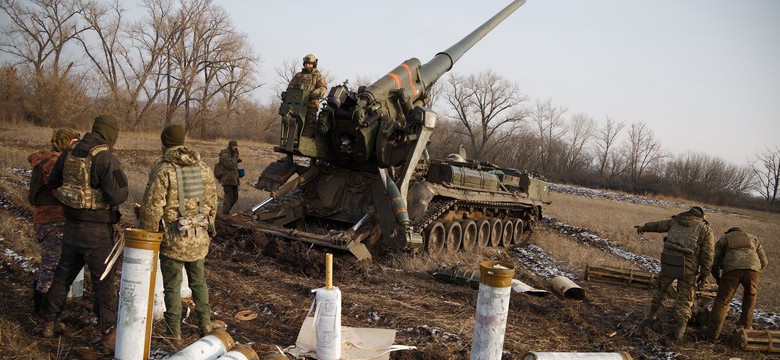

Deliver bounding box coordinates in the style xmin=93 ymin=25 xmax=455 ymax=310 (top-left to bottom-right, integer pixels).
xmin=442 ymin=70 xmax=528 ymax=160
xmin=0 ymin=0 xmax=91 ymax=124
xmin=621 ymin=122 xmax=663 ymax=185
xmin=560 ymin=112 xmax=595 ymax=174
xmin=527 ymin=98 xmax=567 ymax=174
xmin=593 ymin=116 xmax=625 ymax=177
xmin=751 ymin=145 xmax=780 ymax=204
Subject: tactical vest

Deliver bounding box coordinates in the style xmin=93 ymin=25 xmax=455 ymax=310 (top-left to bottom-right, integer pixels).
xmin=28 ymin=155 xmax=60 ymax=206
xmin=57 ymin=145 xmax=110 ymax=209
xmin=289 ymin=71 xmax=319 ymax=92
xmin=666 ymin=221 xmax=700 ymax=254
xmin=170 ymin=163 xmax=209 ymax=237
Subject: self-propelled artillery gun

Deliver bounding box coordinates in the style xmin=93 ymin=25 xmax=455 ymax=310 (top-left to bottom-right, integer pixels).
xmin=250 ymin=0 xmax=550 ymax=260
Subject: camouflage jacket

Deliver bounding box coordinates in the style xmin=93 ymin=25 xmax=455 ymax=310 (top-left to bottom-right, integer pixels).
xmin=27 ymin=150 xmax=64 ymax=224
xmin=288 ymin=68 xmax=327 ymax=106
xmin=713 ymin=230 xmax=768 ymax=274
xmin=218 ymin=147 xmax=240 ymax=186
xmin=639 ymin=212 xmax=715 ymax=275
xmin=140 ymin=145 xmax=218 ymax=262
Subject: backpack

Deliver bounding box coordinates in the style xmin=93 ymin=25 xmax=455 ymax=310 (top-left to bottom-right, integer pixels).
xmin=213 ymin=162 xmax=227 ymax=180
xmin=28 ymin=155 xmax=59 ymax=206
xmin=57 ymin=144 xmax=110 ymax=209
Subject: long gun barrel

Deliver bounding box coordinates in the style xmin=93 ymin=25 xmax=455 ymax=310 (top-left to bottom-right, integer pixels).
xmin=361 ymin=0 xmax=526 ymax=107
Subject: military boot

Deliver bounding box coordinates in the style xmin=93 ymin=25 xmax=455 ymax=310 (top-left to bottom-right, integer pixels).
xmin=644 ymin=304 xmax=660 ymax=322
xmin=200 ymin=323 xmax=213 ymax=337
xmin=673 ymin=322 xmax=687 ymax=341
xmin=42 ymin=320 xmax=56 ymax=338
xmin=102 ymin=327 xmax=116 ymax=353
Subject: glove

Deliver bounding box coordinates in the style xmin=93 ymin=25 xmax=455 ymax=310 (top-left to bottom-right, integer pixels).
xmin=634 ymin=225 xmax=644 ymax=234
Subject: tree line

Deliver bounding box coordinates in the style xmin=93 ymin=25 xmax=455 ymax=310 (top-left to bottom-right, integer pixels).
xmin=1 ymin=0 xmax=778 ymax=210
xmin=426 ymin=70 xmax=779 ymax=210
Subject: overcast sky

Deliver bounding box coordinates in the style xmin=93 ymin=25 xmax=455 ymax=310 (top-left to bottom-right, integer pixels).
xmin=219 ymin=0 xmax=779 ymax=166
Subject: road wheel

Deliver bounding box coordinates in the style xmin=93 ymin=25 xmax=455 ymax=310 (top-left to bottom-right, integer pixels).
xmin=500 ymin=220 xmax=513 ymax=247
xmin=460 ymin=220 xmax=478 ymax=251
xmin=489 ymin=218 xmax=503 ymax=247
xmin=444 ymin=221 xmax=463 ymax=251
xmin=476 ymin=218 xmax=491 ymax=248
xmin=425 ymin=221 xmax=446 ymax=254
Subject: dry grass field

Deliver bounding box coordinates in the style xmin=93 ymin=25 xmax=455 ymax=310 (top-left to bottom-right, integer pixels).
xmin=0 ymin=124 xmax=778 ymax=359
xmin=544 ymin=192 xmax=780 ymax=313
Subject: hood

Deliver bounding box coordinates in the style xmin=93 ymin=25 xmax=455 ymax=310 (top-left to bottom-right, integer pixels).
xmin=28 ymin=150 xmax=57 ymax=167
xmin=162 ymin=145 xmax=201 ymax=167
xmin=672 ymin=212 xmax=703 ymax=227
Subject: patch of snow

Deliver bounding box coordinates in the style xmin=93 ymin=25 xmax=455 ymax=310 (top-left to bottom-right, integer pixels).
xmin=2 ymin=248 xmax=36 ymax=273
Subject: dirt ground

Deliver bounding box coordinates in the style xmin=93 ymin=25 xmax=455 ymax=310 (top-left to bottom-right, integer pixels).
xmin=0 ymin=204 xmax=775 ymax=359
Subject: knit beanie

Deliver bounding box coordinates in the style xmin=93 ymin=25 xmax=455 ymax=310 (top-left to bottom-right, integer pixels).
xmin=92 ymin=114 xmax=120 ymax=147
xmin=228 ymin=140 xmax=238 ymax=147
xmin=50 ymin=127 xmax=80 ymax=152
xmin=687 ymin=206 xmax=705 ymax=218
xmin=161 ymin=124 xmax=186 ymax=148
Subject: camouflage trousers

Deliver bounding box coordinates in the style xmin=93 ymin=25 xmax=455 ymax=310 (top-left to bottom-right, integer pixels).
xmin=650 ymin=254 xmax=699 ymax=325
xmin=222 ymin=185 xmax=238 ymax=214
xmin=300 ymin=105 xmax=319 ymax=138
xmin=160 ymin=255 xmax=211 ymax=334
xmin=706 ymin=269 xmax=760 ymax=339
xmin=34 ymin=222 xmax=64 ymax=292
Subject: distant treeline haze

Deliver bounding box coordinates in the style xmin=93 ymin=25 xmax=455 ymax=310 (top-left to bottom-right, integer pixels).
xmin=1 ymin=0 xmax=778 ymax=211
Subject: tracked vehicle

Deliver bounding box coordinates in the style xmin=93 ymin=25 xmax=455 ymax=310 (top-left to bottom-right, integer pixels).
xmin=250 ymin=0 xmax=550 ymax=260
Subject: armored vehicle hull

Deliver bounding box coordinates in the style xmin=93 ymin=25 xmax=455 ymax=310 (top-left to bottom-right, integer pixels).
xmin=249 ymin=0 xmax=548 ymax=260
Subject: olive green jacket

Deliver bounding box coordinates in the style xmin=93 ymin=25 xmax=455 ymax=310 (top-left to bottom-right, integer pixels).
xmin=639 ymin=212 xmax=715 ymax=275
xmin=712 ymin=230 xmax=768 ymax=274
xmin=218 ymin=147 xmax=240 ymax=186
xmin=288 ymin=68 xmax=327 ymax=106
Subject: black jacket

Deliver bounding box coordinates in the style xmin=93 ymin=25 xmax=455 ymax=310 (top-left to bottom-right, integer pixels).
xmin=49 ymin=132 xmax=129 ymax=223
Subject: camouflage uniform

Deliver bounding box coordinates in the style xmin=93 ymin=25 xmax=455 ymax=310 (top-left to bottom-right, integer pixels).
xmin=28 ymin=150 xmax=66 ymax=295
xmin=636 ymin=207 xmax=714 ymax=340
xmin=140 ymin=144 xmax=218 ymax=336
xmin=705 ymin=228 xmax=768 ymax=340
xmin=42 ymin=115 xmax=128 ymax=349
xmin=288 ymin=66 xmax=327 ymax=138
xmin=218 ymin=143 xmax=240 ymax=214
xmin=27 ymin=129 xmax=80 ymax=299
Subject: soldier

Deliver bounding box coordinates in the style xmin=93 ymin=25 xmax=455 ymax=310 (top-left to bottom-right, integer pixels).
xmin=27 ymin=128 xmax=80 ymax=315
xmin=705 ymin=227 xmax=768 ymax=341
xmin=287 ymin=53 xmax=328 ymax=139
xmin=635 ymin=206 xmax=715 ymax=341
xmin=41 ymin=115 xmax=128 ymax=353
xmin=217 ymin=140 xmax=241 ymax=214
xmin=140 ymin=124 xmax=218 ymax=343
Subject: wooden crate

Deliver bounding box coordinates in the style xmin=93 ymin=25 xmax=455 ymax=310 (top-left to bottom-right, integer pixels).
xmin=584 ymin=264 xmax=656 ymax=289
xmin=731 ymin=328 xmax=780 ymax=353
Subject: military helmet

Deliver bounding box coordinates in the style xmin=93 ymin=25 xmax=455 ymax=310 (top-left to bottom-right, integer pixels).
xmin=303 ymin=54 xmax=318 ymax=68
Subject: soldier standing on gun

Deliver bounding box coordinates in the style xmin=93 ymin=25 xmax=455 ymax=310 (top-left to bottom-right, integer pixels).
xmin=705 ymin=227 xmax=768 ymax=341
xmin=27 ymin=128 xmax=80 ymax=315
xmin=634 ymin=206 xmax=715 ymax=341
xmin=287 ymin=53 xmax=327 ymax=139
xmin=140 ymin=124 xmax=218 ymax=344
xmin=40 ymin=115 xmax=128 ymax=353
